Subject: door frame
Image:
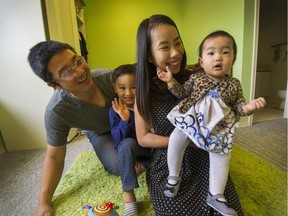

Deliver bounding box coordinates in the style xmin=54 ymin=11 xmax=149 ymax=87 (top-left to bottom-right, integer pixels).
xmin=248 ymin=0 xmax=260 ymax=126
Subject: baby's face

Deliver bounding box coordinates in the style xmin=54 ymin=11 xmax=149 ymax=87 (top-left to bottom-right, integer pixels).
xmin=199 ymin=36 xmax=235 ymax=81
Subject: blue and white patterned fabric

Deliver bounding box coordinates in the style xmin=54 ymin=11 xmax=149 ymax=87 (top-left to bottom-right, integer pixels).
xmin=167 ymin=88 xmax=236 ymax=154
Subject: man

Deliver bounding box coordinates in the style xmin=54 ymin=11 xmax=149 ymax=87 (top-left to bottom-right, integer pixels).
xmin=28 ymin=40 xmax=119 ymax=216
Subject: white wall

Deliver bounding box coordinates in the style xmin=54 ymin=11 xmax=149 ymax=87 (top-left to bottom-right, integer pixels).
xmin=0 ymin=0 xmax=52 ymax=151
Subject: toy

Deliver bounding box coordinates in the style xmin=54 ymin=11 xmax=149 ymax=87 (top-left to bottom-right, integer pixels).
xmin=83 ymin=201 xmax=119 ymax=216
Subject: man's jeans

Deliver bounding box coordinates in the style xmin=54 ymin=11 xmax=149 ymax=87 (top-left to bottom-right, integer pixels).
xmin=86 ymin=131 xmax=120 ymax=175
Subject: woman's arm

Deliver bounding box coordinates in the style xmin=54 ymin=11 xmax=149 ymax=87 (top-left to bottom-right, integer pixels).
xmin=134 ymin=101 xmax=169 ymax=148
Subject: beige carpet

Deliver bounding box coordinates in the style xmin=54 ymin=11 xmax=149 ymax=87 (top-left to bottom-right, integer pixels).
xmin=234 ymin=118 xmax=287 ymax=172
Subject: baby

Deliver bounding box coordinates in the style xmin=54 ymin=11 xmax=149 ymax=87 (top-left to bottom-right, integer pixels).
xmin=157 ymin=30 xmax=266 ymax=216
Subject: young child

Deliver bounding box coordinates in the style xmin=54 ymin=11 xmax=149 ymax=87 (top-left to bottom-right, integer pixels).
xmin=109 ymin=64 xmax=151 ymax=216
xmin=157 ymin=30 xmax=266 ymax=216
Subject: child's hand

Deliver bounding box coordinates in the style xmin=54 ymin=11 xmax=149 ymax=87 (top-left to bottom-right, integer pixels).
xmin=112 ymin=98 xmax=130 ymax=122
xmin=243 ymin=97 xmax=267 ymax=114
xmin=156 ymin=66 xmax=174 ymax=87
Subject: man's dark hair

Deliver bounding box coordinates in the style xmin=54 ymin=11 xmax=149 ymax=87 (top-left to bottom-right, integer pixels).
xmin=28 ymin=40 xmax=76 ymax=82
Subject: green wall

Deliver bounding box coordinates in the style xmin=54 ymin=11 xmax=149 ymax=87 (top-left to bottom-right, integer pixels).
xmin=181 ymin=0 xmax=244 ymax=74
xmin=242 ymin=0 xmax=256 ymax=100
xmin=84 ymin=0 xmax=183 ymax=69
xmin=239 ymin=0 xmax=256 ymax=124
xmin=84 ymin=0 xmax=256 ymax=125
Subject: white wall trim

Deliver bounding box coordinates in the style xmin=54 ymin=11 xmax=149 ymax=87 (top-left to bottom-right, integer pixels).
xmin=248 ymin=0 xmax=260 ymax=126
xmin=235 ymin=121 xmax=250 ymax=128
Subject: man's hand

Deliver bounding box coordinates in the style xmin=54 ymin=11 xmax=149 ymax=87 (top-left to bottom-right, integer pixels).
xmin=33 ymin=203 xmax=53 ymax=216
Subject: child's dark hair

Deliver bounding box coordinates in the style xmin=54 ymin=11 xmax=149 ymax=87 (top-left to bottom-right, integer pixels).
xmin=28 ymin=40 xmax=76 ymax=83
xmin=198 ymin=30 xmax=237 ymax=62
xmin=112 ymin=64 xmax=136 ymax=83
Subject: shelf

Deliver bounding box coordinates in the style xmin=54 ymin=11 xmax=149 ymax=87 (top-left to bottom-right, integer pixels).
xmin=76 ymin=14 xmax=84 ymax=26
xmin=256 ymin=69 xmax=272 ymax=72
xmin=75 ymin=0 xmax=86 ymax=7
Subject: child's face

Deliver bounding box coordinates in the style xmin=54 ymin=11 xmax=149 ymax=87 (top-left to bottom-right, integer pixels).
xmin=199 ymin=36 xmax=235 ymax=81
xmin=114 ymin=74 xmax=136 ymax=108
xmin=148 ymin=24 xmax=184 ymax=74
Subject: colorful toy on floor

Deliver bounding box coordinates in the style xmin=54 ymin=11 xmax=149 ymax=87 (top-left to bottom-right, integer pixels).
xmin=83 ymin=200 xmax=119 ymax=216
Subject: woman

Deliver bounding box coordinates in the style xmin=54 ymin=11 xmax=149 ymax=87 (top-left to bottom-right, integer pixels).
xmin=134 ymin=14 xmax=244 ymax=216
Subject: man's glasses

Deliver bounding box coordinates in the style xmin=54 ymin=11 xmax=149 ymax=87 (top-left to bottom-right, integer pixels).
xmin=52 ymin=56 xmax=86 ymax=82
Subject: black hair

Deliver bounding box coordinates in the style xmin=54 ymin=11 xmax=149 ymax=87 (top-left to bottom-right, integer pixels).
xmin=136 ymin=14 xmax=188 ymax=125
xmin=112 ymin=64 xmax=136 ymax=83
xmin=27 ymin=40 xmax=76 ymax=83
xmin=198 ymin=30 xmax=237 ymax=62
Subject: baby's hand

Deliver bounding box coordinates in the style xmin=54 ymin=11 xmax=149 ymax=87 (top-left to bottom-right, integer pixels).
xmin=243 ymin=97 xmax=267 ymax=114
xmin=156 ymin=66 xmax=174 ymax=85
xmin=112 ymin=98 xmax=130 ymax=122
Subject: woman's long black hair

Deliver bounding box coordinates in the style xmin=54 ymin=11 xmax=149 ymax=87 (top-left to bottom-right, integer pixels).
xmin=136 ymin=14 xmax=189 ymax=126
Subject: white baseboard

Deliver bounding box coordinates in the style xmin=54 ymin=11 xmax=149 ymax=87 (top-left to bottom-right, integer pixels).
xmin=235 ymin=122 xmax=250 ymax=128
xmin=0 ymin=146 xmax=6 ymax=155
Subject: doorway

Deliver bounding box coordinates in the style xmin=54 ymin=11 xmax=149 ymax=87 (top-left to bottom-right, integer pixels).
xmin=253 ymin=0 xmax=287 ymax=123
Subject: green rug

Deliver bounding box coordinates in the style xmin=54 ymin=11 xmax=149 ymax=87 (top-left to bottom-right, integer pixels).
xmin=52 ymin=145 xmax=287 ymax=216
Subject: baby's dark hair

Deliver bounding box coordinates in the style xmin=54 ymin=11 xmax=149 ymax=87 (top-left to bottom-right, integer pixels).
xmin=28 ymin=40 xmax=76 ymax=82
xmin=198 ymin=30 xmax=237 ymax=62
xmin=112 ymin=64 xmax=136 ymax=83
